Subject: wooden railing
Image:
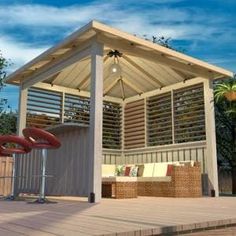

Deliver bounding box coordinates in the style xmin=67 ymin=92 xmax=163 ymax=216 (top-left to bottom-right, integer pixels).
xmin=0 ymin=156 xmax=13 ymax=196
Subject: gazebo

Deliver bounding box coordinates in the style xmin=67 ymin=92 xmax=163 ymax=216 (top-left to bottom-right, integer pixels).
xmin=6 ymin=21 xmax=234 ymax=202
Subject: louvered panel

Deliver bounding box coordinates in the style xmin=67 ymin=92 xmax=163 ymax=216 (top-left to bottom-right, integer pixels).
xmin=26 ymin=88 xmax=62 ymax=129
xmin=64 ymin=93 xmax=90 ymax=125
xmin=27 ymin=88 xmax=121 ymax=149
xmin=147 ymin=92 xmax=172 ymax=146
xmin=174 ymin=83 xmax=206 ymax=143
xmin=64 ymin=94 xmax=121 ymax=149
xmin=124 ymin=99 xmax=145 ymax=149
xmin=103 ymin=101 xmax=122 ymax=149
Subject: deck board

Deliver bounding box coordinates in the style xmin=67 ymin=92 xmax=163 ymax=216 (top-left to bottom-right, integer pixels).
xmin=0 ymin=197 xmax=236 ymax=235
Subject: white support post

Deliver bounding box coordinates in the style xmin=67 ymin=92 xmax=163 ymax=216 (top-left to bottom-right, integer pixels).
xmin=144 ymin=98 xmax=147 ymax=147
xmin=17 ymin=85 xmax=28 ymax=136
xmin=121 ymin=102 xmax=125 ymax=160
xmin=61 ymin=92 xmax=65 ymax=123
xmin=171 ymin=90 xmax=175 ymax=144
xmin=204 ymin=79 xmax=219 ymax=196
xmin=88 ymin=40 xmax=104 ymax=203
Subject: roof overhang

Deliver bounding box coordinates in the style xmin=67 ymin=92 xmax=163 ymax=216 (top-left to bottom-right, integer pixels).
xmin=6 ymin=20 xmax=234 ymax=87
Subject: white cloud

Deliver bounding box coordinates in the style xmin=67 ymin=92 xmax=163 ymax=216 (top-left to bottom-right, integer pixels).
xmin=0 ymin=3 xmax=232 ymax=41
xmin=0 ymin=36 xmax=49 ymax=71
xmin=0 ymin=4 xmax=107 ymax=27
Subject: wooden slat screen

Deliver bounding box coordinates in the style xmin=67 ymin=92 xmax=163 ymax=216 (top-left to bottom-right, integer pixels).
xmin=103 ymin=101 xmax=122 ymax=149
xmin=27 ymin=88 xmax=121 ymax=149
xmin=124 ymin=99 xmax=145 ymax=149
xmin=174 ymin=83 xmax=206 ymax=143
xmin=147 ymin=92 xmax=172 ymax=146
xmin=26 ymin=88 xmax=62 ymax=128
xmin=64 ymin=94 xmax=90 ymax=125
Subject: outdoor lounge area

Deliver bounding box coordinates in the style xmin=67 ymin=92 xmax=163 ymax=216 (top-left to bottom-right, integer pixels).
xmin=101 ymin=161 xmax=201 ymax=199
xmin=5 ymin=21 xmax=234 ymax=203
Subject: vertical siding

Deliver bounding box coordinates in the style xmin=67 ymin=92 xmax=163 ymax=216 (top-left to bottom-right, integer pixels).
xmin=16 ymin=126 xmax=89 ymax=197
xmin=122 ymin=142 xmax=207 ymax=174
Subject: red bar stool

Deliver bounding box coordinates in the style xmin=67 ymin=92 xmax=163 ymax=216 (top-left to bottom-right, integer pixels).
xmin=0 ymin=135 xmax=32 ymax=200
xmin=23 ymin=127 xmax=61 ymax=203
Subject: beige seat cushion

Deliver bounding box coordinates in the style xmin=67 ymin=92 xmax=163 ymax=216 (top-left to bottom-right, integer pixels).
xmin=142 ymin=163 xmax=155 ymax=177
xmin=137 ymin=176 xmax=171 ymax=182
xmin=153 ymin=162 xmax=169 ymax=177
xmin=102 ymin=177 xmax=137 ymax=182
xmin=179 ymin=160 xmax=195 ymax=167
xmin=102 ymin=164 xmax=116 ymax=177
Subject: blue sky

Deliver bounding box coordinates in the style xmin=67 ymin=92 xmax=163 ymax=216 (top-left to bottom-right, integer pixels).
xmin=0 ymin=0 xmax=236 ymax=111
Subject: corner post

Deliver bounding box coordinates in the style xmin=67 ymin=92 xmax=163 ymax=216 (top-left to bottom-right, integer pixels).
xmin=88 ymin=40 xmax=104 ymax=203
xmin=17 ymin=84 xmax=28 ymax=136
xmin=204 ymin=78 xmax=219 ymax=196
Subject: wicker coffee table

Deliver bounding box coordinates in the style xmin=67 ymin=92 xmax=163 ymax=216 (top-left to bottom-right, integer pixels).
xmin=102 ymin=177 xmax=137 ymax=199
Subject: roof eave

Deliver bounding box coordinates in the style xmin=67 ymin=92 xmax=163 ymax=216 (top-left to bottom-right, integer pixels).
xmin=5 ymin=20 xmax=234 ymax=85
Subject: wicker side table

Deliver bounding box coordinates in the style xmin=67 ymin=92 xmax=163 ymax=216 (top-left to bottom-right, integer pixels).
xmin=102 ymin=177 xmax=137 ymax=199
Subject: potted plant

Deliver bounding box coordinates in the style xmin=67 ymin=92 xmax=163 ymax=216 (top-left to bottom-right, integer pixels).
xmin=215 ymin=77 xmax=236 ymax=194
xmin=215 ymin=80 xmax=236 ymax=102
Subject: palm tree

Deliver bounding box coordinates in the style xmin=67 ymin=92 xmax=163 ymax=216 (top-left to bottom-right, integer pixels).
xmin=214 ymin=77 xmax=236 ymax=194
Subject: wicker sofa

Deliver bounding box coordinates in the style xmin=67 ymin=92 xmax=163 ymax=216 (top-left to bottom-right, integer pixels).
xmin=102 ymin=161 xmax=202 ymax=198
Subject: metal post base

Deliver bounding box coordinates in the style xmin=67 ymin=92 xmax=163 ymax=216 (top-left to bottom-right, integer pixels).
xmin=4 ymin=195 xmax=15 ymax=201
xmin=27 ymin=198 xmax=57 ymax=204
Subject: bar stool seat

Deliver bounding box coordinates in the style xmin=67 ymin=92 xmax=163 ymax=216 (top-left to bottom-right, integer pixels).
xmin=0 ymin=135 xmax=31 ymax=155
xmin=0 ymin=135 xmax=32 ymax=200
xmin=23 ymin=128 xmax=61 ymax=150
xmin=23 ymin=127 xmax=61 ymax=203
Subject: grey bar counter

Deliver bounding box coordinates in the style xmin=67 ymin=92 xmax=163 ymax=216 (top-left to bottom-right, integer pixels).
xmin=16 ymin=123 xmax=90 ymax=197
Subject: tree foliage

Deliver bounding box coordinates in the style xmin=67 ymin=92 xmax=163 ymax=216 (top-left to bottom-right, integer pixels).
xmin=215 ymin=99 xmax=235 ymax=166
xmin=0 ymin=51 xmax=11 ymax=113
xmin=0 ymin=112 xmax=17 ymax=135
xmin=137 ymin=34 xmax=186 ymax=53
xmin=0 ymin=51 xmax=17 ymax=135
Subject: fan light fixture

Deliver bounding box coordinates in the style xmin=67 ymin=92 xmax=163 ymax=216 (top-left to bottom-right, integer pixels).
xmin=107 ymin=50 xmax=122 ymax=77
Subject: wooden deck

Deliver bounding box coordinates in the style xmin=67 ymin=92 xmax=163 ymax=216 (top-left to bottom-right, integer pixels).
xmin=0 ymin=197 xmax=236 ymax=235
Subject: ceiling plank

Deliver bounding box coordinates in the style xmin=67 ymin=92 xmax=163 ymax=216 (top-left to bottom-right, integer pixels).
xmin=122 ymin=77 xmax=143 ymax=94
xmin=69 ymin=60 xmax=91 ymax=88
xmin=120 ymin=60 xmax=159 ymax=89
xmin=171 ymin=68 xmax=192 ymax=80
xmin=76 ymin=55 xmax=110 ymax=90
xmin=103 ymin=76 xmax=120 ymax=95
xmin=51 ymin=57 xmax=90 ymax=86
xmin=22 ymin=45 xmax=91 ymax=89
xmin=136 ymin=57 xmax=181 ymax=83
xmin=122 ymin=55 xmax=164 ymax=87
xmin=51 ymin=62 xmax=78 ymax=85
